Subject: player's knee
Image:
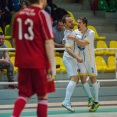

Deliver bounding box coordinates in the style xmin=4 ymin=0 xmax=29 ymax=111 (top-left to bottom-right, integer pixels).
xmin=80 ymin=76 xmax=87 ymax=84
xmin=81 ymin=80 xmax=86 ymax=84
xmin=90 ymin=76 xmax=97 ymax=83
xmin=38 ymin=94 xmax=47 ymax=100
xmin=71 ymin=75 xmax=79 ymax=83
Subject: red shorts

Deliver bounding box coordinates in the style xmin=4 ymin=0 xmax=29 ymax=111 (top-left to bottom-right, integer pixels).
xmin=18 ymin=68 xmax=55 ymax=97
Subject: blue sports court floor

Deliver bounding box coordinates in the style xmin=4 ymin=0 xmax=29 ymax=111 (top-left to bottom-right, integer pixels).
xmin=0 ymin=101 xmax=117 ymax=117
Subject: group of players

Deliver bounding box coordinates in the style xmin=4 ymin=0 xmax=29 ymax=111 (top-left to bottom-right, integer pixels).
xmin=61 ymin=14 xmax=99 ymax=112
xmin=11 ymin=0 xmax=99 ymax=117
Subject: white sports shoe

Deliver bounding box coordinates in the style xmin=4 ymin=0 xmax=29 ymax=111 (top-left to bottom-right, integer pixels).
xmin=62 ymin=101 xmax=75 ymax=112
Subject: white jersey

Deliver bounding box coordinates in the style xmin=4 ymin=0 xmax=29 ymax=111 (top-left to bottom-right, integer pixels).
xmin=63 ymin=29 xmax=80 ymax=58
xmin=74 ymin=28 xmax=95 ymax=62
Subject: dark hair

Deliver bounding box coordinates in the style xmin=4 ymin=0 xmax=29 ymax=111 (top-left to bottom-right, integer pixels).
xmin=78 ymin=17 xmax=88 ymax=26
xmin=0 ymin=32 xmax=4 ymax=36
xmin=57 ymin=19 xmax=63 ymax=24
xmin=27 ymin=0 xmax=39 ymax=4
xmin=62 ymin=14 xmax=71 ymax=23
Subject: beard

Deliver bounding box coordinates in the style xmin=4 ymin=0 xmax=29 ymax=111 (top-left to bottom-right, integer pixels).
xmin=69 ymin=25 xmax=74 ymax=29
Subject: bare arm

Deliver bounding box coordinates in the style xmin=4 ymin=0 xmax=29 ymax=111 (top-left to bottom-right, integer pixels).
xmin=54 ymin=42 xmax=64 ymax=48
xmin=45 ymin=39 xmax=55 ymax=80
xmin=66 ymin=48 xmax=83 ymax=63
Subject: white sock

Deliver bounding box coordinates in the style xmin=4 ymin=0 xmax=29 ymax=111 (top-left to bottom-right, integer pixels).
xmin=92 ymin=82 xmax=99 ymax=102
xmin=82 ymin=82 xmax=92 ymax=98
xmin=64 ymin=80 xmax=76 ymax=103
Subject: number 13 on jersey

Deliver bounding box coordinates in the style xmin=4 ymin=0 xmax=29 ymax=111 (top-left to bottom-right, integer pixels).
xmin=17 ymin=18 xmax=34 ymax=41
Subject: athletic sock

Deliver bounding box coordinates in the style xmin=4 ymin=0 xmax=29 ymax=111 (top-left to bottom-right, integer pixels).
xmin=37 ymin=99 xmax=48 ymax=117
xmin=64 ymin=80 xmax=76 ymax=103
xmin=92 ymin=82 xmax=99 ymax=102
xmin=82 ymin=82 xmax=92 ymax=98
xmin=12 ymin=96 xmax=27 ymax=117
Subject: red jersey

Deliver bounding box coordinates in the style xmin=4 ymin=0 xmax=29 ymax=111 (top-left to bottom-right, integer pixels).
xmin=13 ymin=6 xmax=54 ymax=68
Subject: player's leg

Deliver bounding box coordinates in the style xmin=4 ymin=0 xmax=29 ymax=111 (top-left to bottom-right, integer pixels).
xmin=81 ymin=75 xmax=94 ymax=107
xmin=86 ymin=61 xmax=99 ymax=112
xmin=78 ymin=62 xmax=94 ymax=107
xmin=37 ymin=95 xmax=48 ymax=117
xmin=12 ymin=96 xmax=28 ymax=117
xmin=12 ymin=68 xmax=31 ymax=117
xmin=62 ymin=75 xmax=78 ymax=112
xmin=33 ymin=68 xmax=55 ymax=117
xmin=89 ymin=76 xmax=99 ymax=112
xmin=62 ymin=57 xmax=79 ymax=112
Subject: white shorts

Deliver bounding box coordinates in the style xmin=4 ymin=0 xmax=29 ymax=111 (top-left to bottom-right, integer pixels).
xmin=63 ymin=56 xmax=78 ymax=78
xmin=77 ymin=61 xmax=97 ymax=77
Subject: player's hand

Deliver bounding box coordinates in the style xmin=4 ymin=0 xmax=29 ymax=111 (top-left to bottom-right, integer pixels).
xmin=76 ymin=57 xmax=83 ymax=63
xmin=47 ymin=68 xmax=54 ymax=82
xmin=62 ymin=40 xmax=65 ymax=45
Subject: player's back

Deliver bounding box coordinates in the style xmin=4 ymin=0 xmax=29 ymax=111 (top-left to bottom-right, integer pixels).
xmin=13 ymin=6 xmax=53 ymax=68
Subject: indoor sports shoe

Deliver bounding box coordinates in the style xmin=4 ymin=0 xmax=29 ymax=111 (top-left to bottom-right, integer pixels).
xmin=62 ymin=101 xmax=75 ymax=112
xmin=89 ymin=102 xmax=99 ymax=112
xmin=88 ymin=97 xmax=94 ymax=107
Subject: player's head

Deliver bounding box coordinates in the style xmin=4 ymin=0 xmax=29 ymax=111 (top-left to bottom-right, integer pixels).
xmin=28 ymin=0 xmax=47 ymax=9
xmin=56 ymin=19 xmax=64 ymax=31
xmin=62 ymin=14 xmax=74 ymax=30
xmin=77 ymin=17 xmax=87 ymax=31
xmin=0 ymin=32 xmax=5 ymax=45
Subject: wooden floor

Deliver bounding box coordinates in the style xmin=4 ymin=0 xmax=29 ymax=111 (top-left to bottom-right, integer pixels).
xmin=0 ymin=101 xmax=117 ymax=117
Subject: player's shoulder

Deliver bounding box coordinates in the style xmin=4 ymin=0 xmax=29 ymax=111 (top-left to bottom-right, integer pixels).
xmin=74 ymin=29 xmax=82 ymax=35
xmin=88 ymin=28 xmax=95 ymax=34
xmin=64 ymin=29 xmax=69 ymax=35
xmin=39 ymin=9 xmax=50 ymax=17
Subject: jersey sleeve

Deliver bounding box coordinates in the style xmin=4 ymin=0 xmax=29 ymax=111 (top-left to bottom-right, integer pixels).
xmin=39 ymin=10 xmax=54 ymax=40
xmin=84 ymin=31 xmax=94 ymax=44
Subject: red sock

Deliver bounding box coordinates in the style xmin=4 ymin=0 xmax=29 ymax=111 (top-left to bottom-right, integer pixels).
xmin=12 ymin=96 xmax=27 ymax=117
xmin=37 ymin=99 xmax=48 ymax=117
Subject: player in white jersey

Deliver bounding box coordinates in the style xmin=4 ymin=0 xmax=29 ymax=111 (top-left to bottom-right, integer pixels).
xmin=61 ymin=14 xmax=83 ymax=112
xmin=67 ymin=17 xmax=99 ymax=112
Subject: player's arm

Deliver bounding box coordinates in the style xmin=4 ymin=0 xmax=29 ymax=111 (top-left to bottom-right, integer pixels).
xmin=67 ymin=36 xmax=88 ymax=47
xmin=12 ymin=38 xmax=16 ymax=48
xmin=67 ymin=32 xmax=94 ymax=47
xmin=40 ymin=10 xmax=55 ymax=80
xmin=66 ymin=47 xmax=83 ymax=63
xmin=45 ymin=39 xmax=55 ymax=80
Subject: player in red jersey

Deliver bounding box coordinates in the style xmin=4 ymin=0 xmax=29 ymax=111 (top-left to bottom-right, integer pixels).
xmin=11 ymin=0 xmax=55 ymax=117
